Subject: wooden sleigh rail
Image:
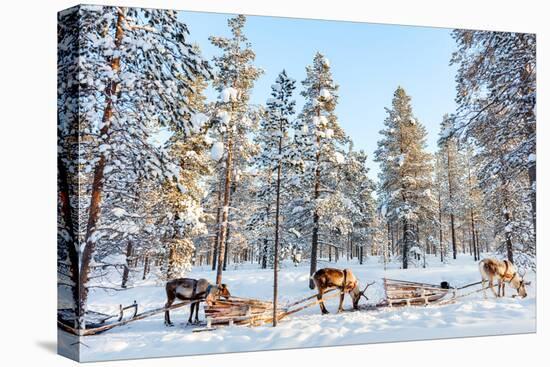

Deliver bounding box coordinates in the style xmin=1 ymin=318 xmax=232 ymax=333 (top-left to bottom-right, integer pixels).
xmin=58 ymin=298 xmax=205 ymax=336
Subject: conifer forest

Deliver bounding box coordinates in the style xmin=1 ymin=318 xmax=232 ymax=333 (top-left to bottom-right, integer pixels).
xmin=57 ymin=6 xmax=536 ymax=361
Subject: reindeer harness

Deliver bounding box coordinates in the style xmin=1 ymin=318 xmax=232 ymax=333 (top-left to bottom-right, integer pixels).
xmin=190 ymin=280 xmax=213 ymax=299
xmin=501 ymin=260 xmax=522 ymax=290
xmin=342 ymin=269 xmax=356 ymax=293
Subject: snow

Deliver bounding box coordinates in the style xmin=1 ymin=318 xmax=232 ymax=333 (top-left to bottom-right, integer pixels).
xmin=396 ymin=154 xmax=406 ymax=167
xmin=111 ymin=207 xmax=128 ymax=218
xmin=312 ymin=116 xmax=328 ymax=126
xmin=61 ymin=254 xmax=536 ymax=362
xmin=334 ymin=152 xmax=345 ymax=164
xmin=190 ymin=112 xmax=209 ymax=131
xmin=289 ymin=227 xmax=301 ymax=238
xmin=221 ymin=87 xmax=239 ymax=103
xmin=380 ymin=203 xmax=388 ymax=217
xmin=210 ymin=142 xmax=225 ymax=161
xmin=319 ymin=88 xmax=332 ymax=100
xmin=177 ymin=183 xmax=187 ymax=194
xmin=291 ymin=206 xmax=304 ymax=214
xmin=440 ymin=126 xmax=453 ymax=139
xmin=217 ymin=111 xmax=232 ymax=126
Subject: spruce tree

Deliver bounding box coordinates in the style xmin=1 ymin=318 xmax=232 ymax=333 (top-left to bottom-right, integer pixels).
xmin=295 ymin=53 xmax=348 ymax=288
xmin=375 ymin=87 xmax=433 ymax=269
xmin=209 ymin=15 xmax=263 ymax=284
xmin=451 ymin=30 xmax=536 ymax=243
xmin=57 ymin=5 xmax=212 ymax=328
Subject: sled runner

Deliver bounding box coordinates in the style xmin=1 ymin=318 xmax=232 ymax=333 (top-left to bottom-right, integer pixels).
xmin=58 ymin=299 xmax=203 ymax=336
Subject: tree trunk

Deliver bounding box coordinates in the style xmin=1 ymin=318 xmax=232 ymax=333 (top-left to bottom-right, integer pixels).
xmin=216 ymin=130 xmax=234 ymax=285
xmin=142 ymin=255 xmax=150 ymax=280
xmin=402 ymin=218 xmax=410 ymax=269
xmin=504 ymin=209 xmax=514 ymax=263
xmin=475 ymin=229 xmax=481 ymax=259
xmin=273 ymin=135 xmax=283 ymax=327
xmin=211 ymin=179 xmax=223 ymax=271
xmin=223 ymin=225 xmax=230 ymax=271
xmin=121 ymin=241 xmax=133 ymax=288
xmin=470 ymin=210 xmax=478 ymax=261
xmin=223 ymin=182 xmax=237 ymax=271
xmin=528 ymin=163 xmax=536 ymax=238
xmin=79 ymin=10 xmax=125 ymax=327
xmin=261 ymin=239 xmax=268 ymax=269
xmin=58 ymin=156 xmax=80 ymax=321
xmin=309 ymin=135 xmax=322 ymax=289
xmin=438 ymin=193 xmax=444 ymax=262
xmin=446 ymin=147 xmax=457 ymax=260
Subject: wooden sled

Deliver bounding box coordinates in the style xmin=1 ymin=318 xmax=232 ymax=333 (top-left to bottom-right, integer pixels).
xmin=198 ymin=288 xmax=345 ymax=331
xmin=377 ymin=278 xmax=451 ymax=307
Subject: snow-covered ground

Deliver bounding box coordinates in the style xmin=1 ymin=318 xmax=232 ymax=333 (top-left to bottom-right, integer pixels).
xmin=61 ymin=254 xmax=536 ymax=362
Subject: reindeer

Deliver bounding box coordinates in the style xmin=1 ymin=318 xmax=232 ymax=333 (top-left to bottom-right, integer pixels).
xmin=479 ymin=258 xmax=527 ymax=298
xmin=164 ymin=278 xmax=230 ymax=326
xmin=311 ymin=268 xmax=373 ymax=314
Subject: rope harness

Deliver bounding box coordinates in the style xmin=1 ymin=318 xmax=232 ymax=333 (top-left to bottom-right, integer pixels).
xmin=342 ymin=269 xmax=348 ymax=293
xmin=501 ymin=260 xmax=523 ymax=290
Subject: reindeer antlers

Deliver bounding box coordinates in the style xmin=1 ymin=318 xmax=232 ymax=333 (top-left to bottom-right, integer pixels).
xmin=360 ymin=281 xmax=376 ymax=300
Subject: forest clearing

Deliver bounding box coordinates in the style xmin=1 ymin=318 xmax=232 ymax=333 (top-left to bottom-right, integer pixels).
xmin=58 ymin=254 xmax=536 ymax=362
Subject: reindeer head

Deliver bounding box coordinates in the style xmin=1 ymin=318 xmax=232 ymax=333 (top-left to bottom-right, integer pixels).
xmin=350 ymin=281 xmax=375 ymax=309
xmin=206 ymin=283 xmax=231 ymax=304
xmin=218 ymin=283 xmax=231 ymax=299
xmin=514 ymin=269 xmax=528 ymax=299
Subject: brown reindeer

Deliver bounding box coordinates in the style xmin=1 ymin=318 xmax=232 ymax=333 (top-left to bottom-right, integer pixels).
xmin=479 ymin=258 xmax=527 ymax=298
xmin=311 ymin=268 xmax=373 ymax=314
xmin=164 ymin=278 xmax=230 ymax=326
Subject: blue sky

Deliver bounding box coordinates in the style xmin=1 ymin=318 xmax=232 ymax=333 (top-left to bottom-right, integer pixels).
xmin=178 ymin=11 xmax=458 ymax=180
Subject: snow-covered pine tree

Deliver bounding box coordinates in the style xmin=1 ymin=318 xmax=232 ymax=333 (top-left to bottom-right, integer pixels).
xmin=157 ymin=74 xmax=211 ymax=279
xmin=57 ymin=5 xmax=212 ymax=328
xmin=437 ymin=114 xmax=466 ymax=259
xmin=249 ymin=70 xmax=297 ymax=272
xmin=294 ymin=53 xmax=348 ymax=288
xmin=334 ymin=148 xmax=376 ymax=264
xmin=463 ymin=142 xmax=485 ymax=261
xmin=209 ymin=14 xmax=263 ymax=284
xmin=451 ymin=30 xmax=536 ymax=240
xmin=472 ymin=116 xmax=535 ymax=267
xmin=374 ymin=87 xmax=433 ymax=269
xmin=256 ymin=70 xmax=296 ymax=325
xmin=433 ymin=150 xmax=449 ymax=262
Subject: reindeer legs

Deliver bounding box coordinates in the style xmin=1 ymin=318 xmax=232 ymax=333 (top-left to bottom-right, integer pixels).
xmin=488 ymin=277 xmax=499 ymax=298
xmin=188 ymin=303 xmax=195 ymax=324
xmin=337 ymin=290 xmax=345 ymax=313
xmin=499 ymin=281 xmax=505 ymax=297
xmin=164 ymin=295 xmax=175 ymax=326
xmin=317 ymin=289 xmax=329 ymax=315
xmin=194 ymin=301 xmax=201 ymax=323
